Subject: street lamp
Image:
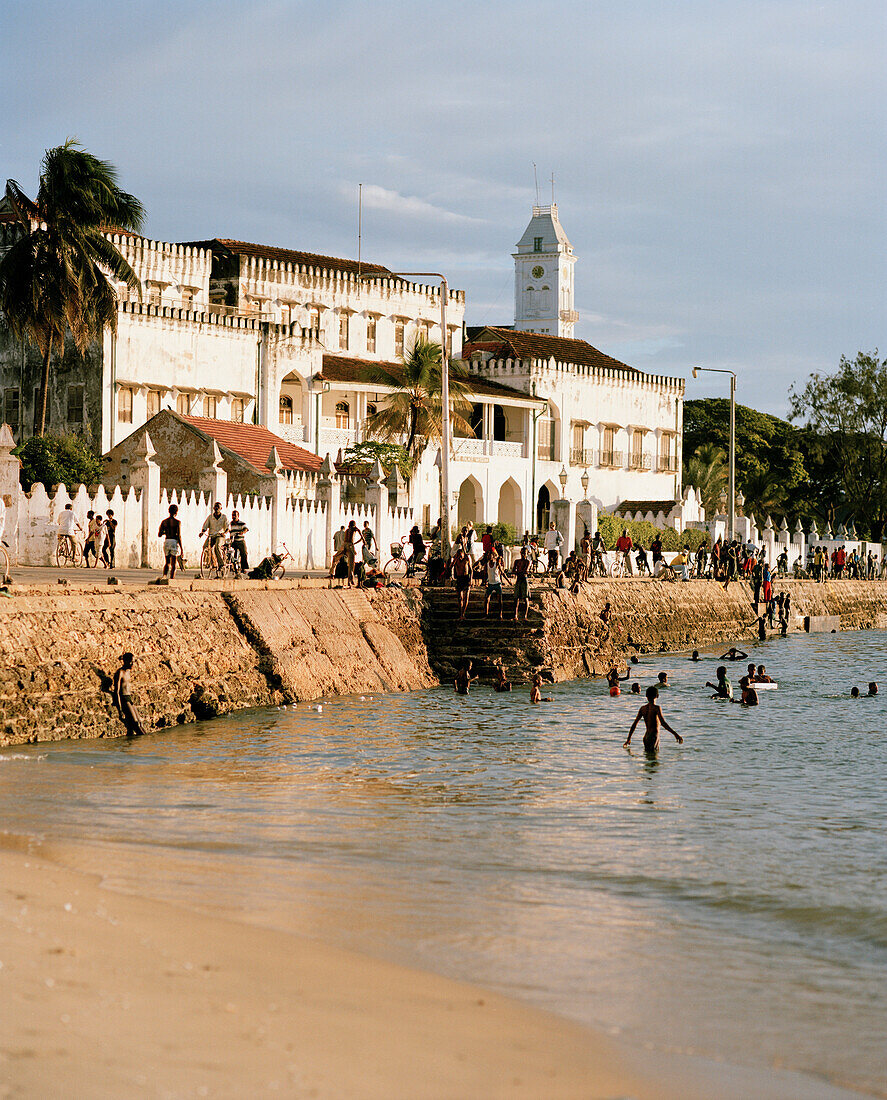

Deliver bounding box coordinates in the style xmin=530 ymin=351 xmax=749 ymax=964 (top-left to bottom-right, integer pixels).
xmin=362 ymin=270 xmax=453 ymax=558
xmin=692 ymin=365 xmax=737 ymax=542
xmin=558 ymin=465 xmax=569 ymax=498
xmin=580 ymin=469 xmax=589 ymax=498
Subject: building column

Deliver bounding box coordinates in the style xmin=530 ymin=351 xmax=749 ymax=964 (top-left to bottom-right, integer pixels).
xmin=198 ymin=440 xmax=228 ymax=505
xmin=550 ymin=497 xmax=575 ymax=559
xmin=0 ymin=424 xmax=21 ymax=566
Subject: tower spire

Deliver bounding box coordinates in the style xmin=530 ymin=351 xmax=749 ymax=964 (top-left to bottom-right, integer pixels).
xmin=512 ymin=202 xmax=577 ymax=338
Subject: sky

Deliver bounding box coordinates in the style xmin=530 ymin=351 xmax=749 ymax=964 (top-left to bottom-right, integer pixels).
xmin=2 ymin=0 xmax=884 ymax=416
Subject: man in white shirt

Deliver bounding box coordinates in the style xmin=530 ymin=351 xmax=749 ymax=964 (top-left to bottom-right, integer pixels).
xmin=543 ymin=522 xmax=563 ymax=571
xmin=200 ymin=502 xmax=228 ymax=570
xmin=57 ymin=504 xmax=82 ymax=556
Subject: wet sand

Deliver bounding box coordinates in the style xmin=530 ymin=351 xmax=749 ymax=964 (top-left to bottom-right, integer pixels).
xmin=0 ymin=841 xmax=864 ymax=1099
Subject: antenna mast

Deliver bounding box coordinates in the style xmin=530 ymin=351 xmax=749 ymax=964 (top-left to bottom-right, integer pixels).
xmin=551 ymin=172 xmax=555 ymax=204
xmin=533 ymin=163 xmax=540 ymax=206
xmin=357 ymin=183 xmax=363 ymax=281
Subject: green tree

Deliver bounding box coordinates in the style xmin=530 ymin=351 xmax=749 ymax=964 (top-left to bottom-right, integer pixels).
xmin=682 ymin=442 xmax=727 ymax=517
xmin=363 ymin=338 xmax=474 ymax=458
xmin=790 ymin=351 xmax=887 ymax=540
xmin=0 ymin=140 xmax=144 ymax=435
xmin=16 ymin=432 xmax=105 ymax=491
xmin=683 ymin=398 xmax=807 ymax=521
xmin=341 ymin=440 xmax=413 ymax=478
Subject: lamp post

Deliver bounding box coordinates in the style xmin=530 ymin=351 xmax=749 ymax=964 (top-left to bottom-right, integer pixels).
xmin=692 ymin=365 xmax=737 ymax=542
xmin=580 ymin=469 xmax=589 ymax=498
xmin=362 ymin=271 xmax=453 ymax=557
xmin=558 ymin=465 xmax=569 ymax=499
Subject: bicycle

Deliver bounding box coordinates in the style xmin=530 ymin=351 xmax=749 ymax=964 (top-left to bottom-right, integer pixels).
xmin=200 ymin=536 xmax=228 ymax=579
xmin=56 ymin=533 xmax=82 ymax=567
xmin=608 ymin=555 xmax=626 ymax=578
xmin=383 ymin=536 xmax=428 ymax=582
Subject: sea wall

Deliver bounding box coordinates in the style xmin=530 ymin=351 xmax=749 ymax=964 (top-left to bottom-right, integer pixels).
xmin=0 ymin=584 xmax=434 ymax=747
xmin=534 ymin=578 xmax=887 ymax=681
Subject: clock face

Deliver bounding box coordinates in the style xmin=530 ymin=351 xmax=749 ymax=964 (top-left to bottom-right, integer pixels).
xmin=531 ymin=265 xmax=544 ymax=278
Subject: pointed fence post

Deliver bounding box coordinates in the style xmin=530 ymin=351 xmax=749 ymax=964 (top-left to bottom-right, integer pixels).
xmin=266 ymin=446 xmax=288 ymax=554
xmin=364 ymin=457 xmax=389 ymax=565
xmin=0 ymin=423 xmax=21 ymax=564
xmin=130 ymin=431 xmax=161 ymax=568
xmin=199 ymin=440 xmax=228 ymax=505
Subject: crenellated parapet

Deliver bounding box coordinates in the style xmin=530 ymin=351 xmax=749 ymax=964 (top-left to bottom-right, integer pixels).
xmin=467 ymin=356 xmax=684 ymax=395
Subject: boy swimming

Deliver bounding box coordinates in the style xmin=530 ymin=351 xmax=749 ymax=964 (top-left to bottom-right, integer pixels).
xmin=706 ymin=666 xmax=733 ymax=700
xmin=624 ymin=685 xmax=683 ymax=752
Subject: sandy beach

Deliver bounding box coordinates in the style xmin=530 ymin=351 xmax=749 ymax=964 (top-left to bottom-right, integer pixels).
xmin=0 ymin=836 xmax=872 ymax=1099
xmin=0 ymin=840 xmax=660 ymax=1100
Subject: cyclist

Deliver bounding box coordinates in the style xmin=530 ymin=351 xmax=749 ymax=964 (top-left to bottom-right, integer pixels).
xmin=228 ymin=510 xmax=249 ymax=572
xmin=615 ymin=528 xmax=634 ymax=575
xmin=57 ymin=503 xmax=82 ymax=559
xmin=592 ymin=530 xmax=607 ymax=576
xmin=406 ymin=524 xmax=426 ymax=576
xmin=200 ymin=501 xmax=228 ymax=571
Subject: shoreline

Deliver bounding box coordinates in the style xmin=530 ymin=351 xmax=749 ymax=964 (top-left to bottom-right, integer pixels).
xmin=0 ymin=832 xmax=868 ymax=1100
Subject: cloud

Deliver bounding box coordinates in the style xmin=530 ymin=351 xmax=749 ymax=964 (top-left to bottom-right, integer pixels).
xmin=348 ymin=184 xmax=486 ymax=226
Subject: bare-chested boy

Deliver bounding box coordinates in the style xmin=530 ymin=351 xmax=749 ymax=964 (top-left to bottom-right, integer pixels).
xmin=624 ymin=685 xmax=683 ymax=751
xmin=452 ymin=545 xmax=472 ymax=621
xmin=512 ymin=546 xmax=531 ymax=621
xmin=112 ymin=652 xmax=147 ymax=736
xmin=530 ymin=673 xmax=552 ymax=703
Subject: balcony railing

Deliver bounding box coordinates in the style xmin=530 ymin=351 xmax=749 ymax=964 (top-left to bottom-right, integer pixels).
xmin=599 ymin=450 xmax=624 ymax=468
xmin=492 ymin=440 xmax=525 ymax=459
xmin=658 ymin=455 xmax=679 ymax=472
xmin=628 ymin=452 xmax=653 ymax=471
xmin=570 ymin=447 xmax=594 ymax=467
xmin=452 ymin=438 xmax=527 ymax=459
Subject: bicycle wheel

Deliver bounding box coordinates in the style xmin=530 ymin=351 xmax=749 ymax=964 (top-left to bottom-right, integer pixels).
xmin=271 ymin=561 xmax=286 ymax=580
xmin=0 ymin=545 xmax=9 ymax=581
xmin=199 ymin=545 xmax=216 ymax=579
xmin=383 ymin=556 xmax=407 ymax=581
xmin=609 ymin=558 xmax=625 ymax=578
xmin=56 ymin=539 xmax=70 ymax=567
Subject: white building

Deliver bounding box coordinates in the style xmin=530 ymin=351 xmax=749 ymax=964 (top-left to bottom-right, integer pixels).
xmin=1 ymin=202 xmax=690 ymax=548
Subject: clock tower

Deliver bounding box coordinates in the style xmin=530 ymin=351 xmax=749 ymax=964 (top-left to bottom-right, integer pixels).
xmin=513 ymin=203 xmax=577 ymax=338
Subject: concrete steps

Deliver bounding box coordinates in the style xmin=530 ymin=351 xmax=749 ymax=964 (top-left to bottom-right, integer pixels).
xmin=422 ymin=587 xmax=551 ymax=684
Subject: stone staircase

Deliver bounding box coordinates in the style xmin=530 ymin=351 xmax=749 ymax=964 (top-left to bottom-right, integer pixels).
xmin=421 ymin=587 xmax=551 ymax=685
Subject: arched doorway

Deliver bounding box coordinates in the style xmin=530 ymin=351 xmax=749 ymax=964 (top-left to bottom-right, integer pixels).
xmin=536 ymin=484 xmax=550 ymax=532
xmin=497 ymin=478 xmax=523 ymax=532
xmin=457 ymin=476 xmax=484 ymax=528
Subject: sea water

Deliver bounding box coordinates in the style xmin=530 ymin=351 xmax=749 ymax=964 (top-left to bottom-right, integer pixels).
xmin=1 ymin=630 xmax=885 ymax=1095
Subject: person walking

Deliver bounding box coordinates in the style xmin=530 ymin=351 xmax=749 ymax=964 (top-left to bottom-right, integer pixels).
xmin=158 ymin=504 xmax=183 ymax=579
xmin=229 ymin=510 xmax=249 ymax=572
xmin=485 ymin=547 xmax=504 ymax=619
xmin=112 ymin=652 xmax=147 ymax=737
xmin=344 ymin=519 xmax=360 ymax=586
xmin=102 ymin=509 xmax=118 ymax=569
xmin=361 ymin=520 xmax=377 ymax=565
xmin=452 ymin=543 xmax=472 ymax=621
xmin=512 ymin=545 xmax=531 ymax=621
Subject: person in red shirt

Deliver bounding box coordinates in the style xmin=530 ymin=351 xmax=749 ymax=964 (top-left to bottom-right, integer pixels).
xmin=615 ymin=529 xmax=634 ymax=575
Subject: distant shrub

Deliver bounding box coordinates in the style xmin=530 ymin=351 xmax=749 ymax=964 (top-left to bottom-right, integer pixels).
xmin=16 ymin=433 xmax=105 ymax=492
xmin=596 ymin=514 xmax=709 ymax=551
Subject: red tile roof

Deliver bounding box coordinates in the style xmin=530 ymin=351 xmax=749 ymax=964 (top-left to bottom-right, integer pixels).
xmin=179 ymin=238 xmax=391 ymax=279
xmin=463 ymin=326 xmax=644 ymax=377
xmin=319 ymin=355 xmax=541 ymax=403
xmin=614 ymin=499 xmax=679 ymax=515
xmin=180 ymin=416 xmax=322 ymax=473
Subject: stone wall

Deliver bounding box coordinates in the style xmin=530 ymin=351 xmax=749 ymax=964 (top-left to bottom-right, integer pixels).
xmin=535 ymin=578 xmax=887 ymax=681
xmin=0 ymin=585 xmax=433 ymax=747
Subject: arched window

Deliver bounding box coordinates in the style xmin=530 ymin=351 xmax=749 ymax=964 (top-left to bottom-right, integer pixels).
xmin=335 ymin=401 xmax=350 ymax=429
xmin=279 ymin=395 xmax=293 ymax=425
xmin=366 ymin=402 xmax=377 ymax=418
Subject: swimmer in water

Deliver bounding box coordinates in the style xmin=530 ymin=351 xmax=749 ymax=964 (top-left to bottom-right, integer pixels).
xmin=112 ymin=652 xmax=147 ymax=736
xmin=606 ymin=666 xmax=630 ymax=696
xmin=623 ymin=685 xmax=683 ymax=752
xmin=630 ymin=682 xmax=641 ymax=694
xmin=755 ymin=664 xmax=774 ymax=683
xmin=530 ymin=674 xmax=552 ymax=703
xmin=851 ymin=687 xmax=860 ymax=698
xmin=493 ymin=664 xmax=512 ymax=692
xmin=706 ymin=666 xmax=733 ymax=700
xmin=690 ymin=650 xmax=700 ymax=662
xmin=657 ymin=671 xmax=669 ymax=687
xmin=720 ymin=647 xmax=749 ymax=661
xmin=746 ymin=662 xmax=757 ymax=682
xmin=868 ymin=682 xmax=879 ymax=696
xmin=454 ymin=659 xmax=478 ymax=696
xmin=737 ymin=675 xmax=759 ymax=706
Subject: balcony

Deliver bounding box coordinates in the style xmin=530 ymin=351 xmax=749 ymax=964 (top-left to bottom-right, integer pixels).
xmin=658 ymin=455 xmax=679 ymax=472
xmin=570 ymin=447 xmax=594 ymax=467
xmin=560 ymin=310 xmax=579 ymax=324
xmin=628 ymin=452 xmax=653 ymax=471
xmin=599 ymin=450 xmax=624 ymax=469
xmin=453 ymin=437 xmax=527 ymax=460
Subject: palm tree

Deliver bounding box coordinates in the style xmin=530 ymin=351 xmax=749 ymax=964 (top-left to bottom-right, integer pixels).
xmin=362 ymin=337 xmax=475 ymax=458
xmin=683 ymin=442 xmax=727 ymax=517
xmin=0 ymin=140 xmax=144 ymax=435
